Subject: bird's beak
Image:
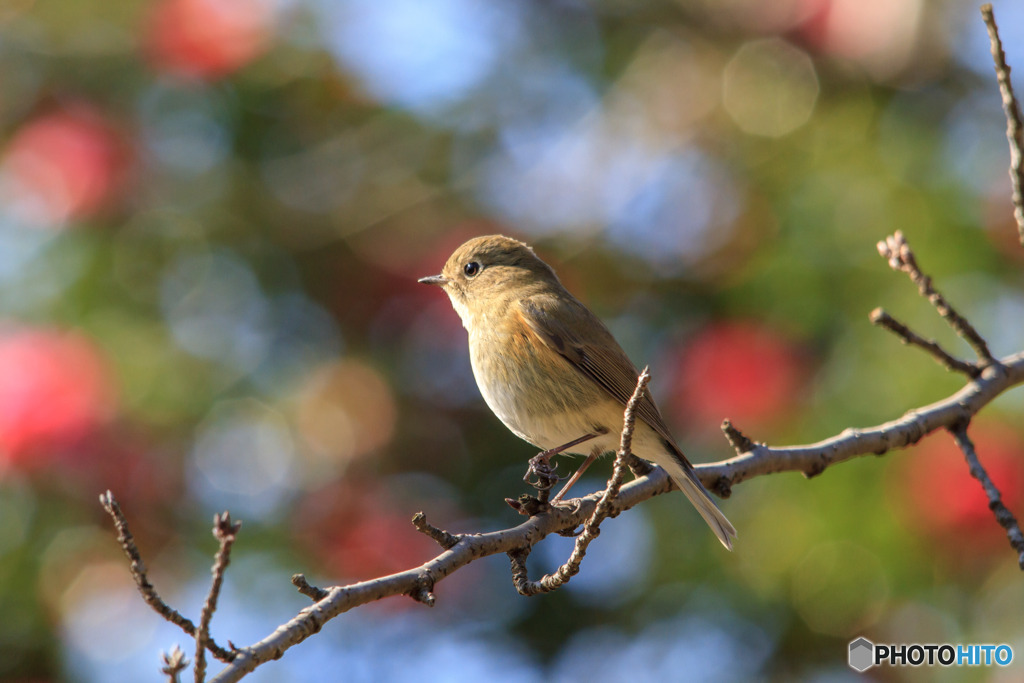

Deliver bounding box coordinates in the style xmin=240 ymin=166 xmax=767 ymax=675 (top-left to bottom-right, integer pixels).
xmin=418 ymin=274 xmax=449 ymax=286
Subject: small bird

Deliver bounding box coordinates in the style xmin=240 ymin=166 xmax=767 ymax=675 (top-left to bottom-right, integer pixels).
xmin=419 ymin=235 xmax=736 ymax=549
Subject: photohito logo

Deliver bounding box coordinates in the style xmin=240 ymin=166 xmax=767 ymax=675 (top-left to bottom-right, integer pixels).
xmin=848 ymin=637 xmax=1013 ymax=672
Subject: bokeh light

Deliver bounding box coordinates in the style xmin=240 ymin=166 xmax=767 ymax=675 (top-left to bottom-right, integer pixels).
xmin=293 ymin=358 xmax=397 ymax=476
xmin=0 ymin=107 xmax=123 ymax=227
xmin=0 ymin=327 xmax=116 ymax=471
xmin=550 ymin=611 xmax=773 ymax=682
xmin=293 ymin=477 xmax=441 ymax=582
xmin=189 ymin=398 xmax=297 ymax=518
xmin=790 ymin=540 xmax=889 ymax=637
xmin=144 ymin=0 xmax=276 ymax=80
xmin=138 ymin=84 xmax=233 ymax=176
xmin=669 ymin=321 xmax=807 ymax=433
xmin=160 ymin=248 xmax=274 ymax=378
xmin=321 ymin=0 xmax=523 ymax=116
xmin=798 ymin=0 xmax=924 ymax=79
xmin=722 ymin=39 xmax=819 ymax=138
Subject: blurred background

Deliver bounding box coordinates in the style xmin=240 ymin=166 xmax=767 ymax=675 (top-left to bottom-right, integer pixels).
xmin=0 ymin=0 xmax=1023 ymax=680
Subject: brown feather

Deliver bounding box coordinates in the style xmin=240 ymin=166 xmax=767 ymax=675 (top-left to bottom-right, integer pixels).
xmin=517 ymin=296 xmax=689 ymax=461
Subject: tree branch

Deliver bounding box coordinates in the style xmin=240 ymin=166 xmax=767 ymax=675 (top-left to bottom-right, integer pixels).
xmin=981 ymin=3 xmax=1024 ymax=245
xmin=701 ymin=352 xmax=1024 ymax=494
xmin=291 ymin=574 xmax=328 ymax=602
xmin=205 ymin=351 xmax=1024 ymax=683
xmin=721 ymin=418 xmax=758 ymax=457
xmin=161 ymin=646 xmax=189 ymax=683
xmin=99 ymin=492 xmax=236 ymax=664
xmin=877 ymin=231 xmax=995 ymax=364
xmin=869 ymin=308 xmax=980 ymax=378
xmin=949 ymin=423 xmax=1024 ymax=568
xmin=195 ymin=513 xmax=241 ymax=683
xmin=412 ymin=511 xmax=462 ymax=550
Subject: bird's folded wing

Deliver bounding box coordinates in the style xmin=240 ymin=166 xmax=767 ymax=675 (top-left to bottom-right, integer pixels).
xmin=517 ymin=296 xmax=679 ymax=450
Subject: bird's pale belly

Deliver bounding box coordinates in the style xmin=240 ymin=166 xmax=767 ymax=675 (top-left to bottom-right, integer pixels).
xmin=469 ymin=331 xmax=644 ymax=455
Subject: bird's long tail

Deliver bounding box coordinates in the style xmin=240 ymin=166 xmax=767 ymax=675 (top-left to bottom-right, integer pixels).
xmin=660 ymin=451 xmax=737 ymax=550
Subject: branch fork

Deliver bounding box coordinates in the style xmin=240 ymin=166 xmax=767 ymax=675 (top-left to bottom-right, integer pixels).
xmin=716 ymin=228 xmax=1024 ymax=568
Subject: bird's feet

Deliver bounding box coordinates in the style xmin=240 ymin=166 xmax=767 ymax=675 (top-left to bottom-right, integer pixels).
xmin=524 ymin=450 xmax=561 ymax=499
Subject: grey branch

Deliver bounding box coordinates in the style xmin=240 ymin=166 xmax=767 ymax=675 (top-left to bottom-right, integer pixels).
xmin=721 ymin=419 xmax=758 ymax=458
xmin=291 ymin=574 xmax=329 ymax=602
xmin=412 ymin=511 xmax=462 ymax=550
xmin=949 ymin=424 xmax=1024 ymax=568
xmin=195 ymin=513 xmax=241 ymax=683
xmin=981 ymin=4 xmax=1024 ymax=245
xmin=870 ymin=308 xmax=979 ymax=377
xmin=206 ymin=352 xmax=1024 ymax=683
xmin=701 ymin=353 xmax=1024 ymax=490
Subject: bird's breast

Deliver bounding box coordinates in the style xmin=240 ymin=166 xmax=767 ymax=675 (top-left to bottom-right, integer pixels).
xmin=468 ymin=325 xmax=615 ymax=451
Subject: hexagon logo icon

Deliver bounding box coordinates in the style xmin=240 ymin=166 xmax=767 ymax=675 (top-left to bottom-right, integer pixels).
xmin=849 ymin=637 xmax=874 ymax=672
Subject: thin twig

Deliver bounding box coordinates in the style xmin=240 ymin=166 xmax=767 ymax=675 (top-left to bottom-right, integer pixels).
xmin=195 ymin=513 xmax=242 ymax=683
xmin=98 ymin=492 xmax=236 ymax=663
xmin=408 ymin=576 xmax=436 ymax=606
xmin=292 ymin=574 xmax=329 ymax=602
xmin=981 ymin=4 xmax=1024 ymax=245
xmin=721 ymin=419 xmax=757 ymax=456
xmin=627 ymin=453 xmax=653 ymax=478
xmin=411 ymin=512 xmax=461 ymax=550
xmin=510 ymin=368 xmax=650 ymax=596
xmin=162 ymin=646 xmax=189 ymax=683
xmin=716 ymin=419 xmax=759 ymax=497
xmin=877 ymin=232 xmax=995 ymax=363
xmin=949 ymin=424 xmax=1024 ymax=569
xmin=870 ymin=308 xmax=980 ymax=377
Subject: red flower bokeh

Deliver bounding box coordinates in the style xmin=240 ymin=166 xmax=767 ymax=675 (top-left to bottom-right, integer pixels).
xmin=144 ymin=0 xmax=275 ymax=80
xmin=894 ymin=421 xmax=1024 ymax=554
xmin=0 ymin=108 xmax=124 ymax=226
xmin=669 ymin=320 xmax=807 ymax=430
xmin=794 ymin=0 xmax=919 ymax=72
xmin=293 ymin=480 xmax=441 ymax=585
xmin=0 ymin=328 xmax=117 ymax=471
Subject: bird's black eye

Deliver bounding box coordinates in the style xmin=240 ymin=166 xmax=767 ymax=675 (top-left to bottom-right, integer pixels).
xmin=463 ymin=261 xmax=481 ymax=278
